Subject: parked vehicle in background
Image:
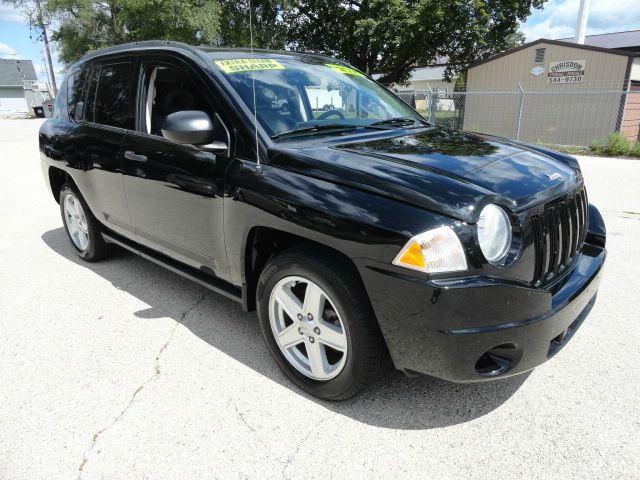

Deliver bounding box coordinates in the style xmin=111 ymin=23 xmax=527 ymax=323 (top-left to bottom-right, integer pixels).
xmin=40 ymin=42 xmax=607 ymax=400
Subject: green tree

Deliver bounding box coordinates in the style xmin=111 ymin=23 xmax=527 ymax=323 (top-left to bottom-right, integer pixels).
xmin=218 ymin=0 xmax=289 ymax=49
xmin=285 ymin=0 xmax=545 ymax=84
xmin=11 ymin=0 xmax=541 ymax=81
xmin=505 ymin=29 xmax=527 ymax=49
xmin=47 ymin=0 xmax=222 ymax=64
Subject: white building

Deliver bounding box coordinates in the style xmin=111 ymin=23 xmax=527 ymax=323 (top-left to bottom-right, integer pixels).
xmin=394 ymin=66 xmax=458 ymax=94
xmin=390 ymin=66 xmax=459 ymax=112
xmin=0 ymin=59 xmax=47 ymax=117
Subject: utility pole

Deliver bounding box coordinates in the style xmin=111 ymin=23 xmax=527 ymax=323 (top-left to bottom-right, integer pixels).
xmin=41 ymin=49 xmax=53 ymax=95
xmin=34 ymin=0 xmax=57 ymax=95
xmin=574 ymin=0 xmax=590 ymax=44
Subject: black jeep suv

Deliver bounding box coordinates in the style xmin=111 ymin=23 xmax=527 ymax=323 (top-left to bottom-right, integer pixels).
xmin=40 ymin=41 xmax=606 ymax=400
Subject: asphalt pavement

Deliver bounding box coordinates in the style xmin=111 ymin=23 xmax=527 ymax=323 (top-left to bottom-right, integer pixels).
xmin=1 ymin=119 xmax=639 ymax=479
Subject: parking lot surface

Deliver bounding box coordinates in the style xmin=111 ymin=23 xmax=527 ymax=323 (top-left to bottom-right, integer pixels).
xmin=1 ymin=119 xmax=639 ymax=479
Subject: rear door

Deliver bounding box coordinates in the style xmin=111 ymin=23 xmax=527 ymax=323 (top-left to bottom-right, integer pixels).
xmin=65 ymin=56 xmax=138 ymax=238
xmin=121 ymin=54 xmax=233 ymax=278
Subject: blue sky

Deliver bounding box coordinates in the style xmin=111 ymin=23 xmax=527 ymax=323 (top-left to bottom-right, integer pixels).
xmin=1 ymin=0 xmax=640 ymax=87
xmin=0 ymin=3 xmax=63 ymax=85
xmin=520 ymin=0 xmax=640 ymax=40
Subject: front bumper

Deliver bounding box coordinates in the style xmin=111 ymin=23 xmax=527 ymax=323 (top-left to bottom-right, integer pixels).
xmin=355 ymin=242 xmax=606 ymax=382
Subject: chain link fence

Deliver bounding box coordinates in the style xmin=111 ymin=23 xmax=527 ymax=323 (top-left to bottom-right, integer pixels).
xmin=408 ymin=84 xmax=640 ymax=147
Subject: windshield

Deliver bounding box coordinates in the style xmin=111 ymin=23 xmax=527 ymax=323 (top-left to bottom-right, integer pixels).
xmin=210 ymin=56 xmax=425 ymax=139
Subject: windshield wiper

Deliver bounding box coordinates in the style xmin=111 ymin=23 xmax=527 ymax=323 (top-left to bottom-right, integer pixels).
xmin=367 ymin=117 xmax=426 ymax=129
xmin=271 ymin=124 xmax=360 ymax=139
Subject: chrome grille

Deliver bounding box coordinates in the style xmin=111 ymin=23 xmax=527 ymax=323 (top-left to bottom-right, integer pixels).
xmin=530 ymin=187 xmax=588 ymax=286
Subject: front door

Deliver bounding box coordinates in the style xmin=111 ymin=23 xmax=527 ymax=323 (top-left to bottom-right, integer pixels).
xmin=122 ymin=56 xmax=233 ymax=279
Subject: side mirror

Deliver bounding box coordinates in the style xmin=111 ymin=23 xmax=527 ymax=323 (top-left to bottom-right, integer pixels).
xmin=198 ymin=141 xmax=229 ymax=155
xmin=161 ymin=110 xmax=216 ymax=145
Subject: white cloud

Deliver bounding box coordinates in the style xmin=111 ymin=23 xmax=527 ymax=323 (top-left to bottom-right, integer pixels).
xmin=521 ymin=18 xmax=574 ymax=41
xmin=0 ymin=42 xmax=21 ymax=58
xmin=0 ymin=3 xmax=24 ymax=23
xmin=522 ymin=0 xmax=640 ymax=41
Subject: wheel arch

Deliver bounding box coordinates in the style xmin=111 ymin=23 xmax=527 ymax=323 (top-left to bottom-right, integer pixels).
xmin=242 ymin=226 xmax=366 ymax=313
xmin=47 ymin=166 xmax=78 ymax=204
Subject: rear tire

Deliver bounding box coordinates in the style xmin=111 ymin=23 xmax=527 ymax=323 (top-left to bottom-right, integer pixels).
xmin=257 ymin=246 xmax=387 ymax=400
xmin=59 ymin=184 xmax=111 ymax=262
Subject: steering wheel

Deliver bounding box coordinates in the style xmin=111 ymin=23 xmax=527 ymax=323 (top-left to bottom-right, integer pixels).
xmin=317 ymin=109 xmax=345 ymax=120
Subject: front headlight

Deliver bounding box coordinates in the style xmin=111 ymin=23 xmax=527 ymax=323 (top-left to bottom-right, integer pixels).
xmin=477 ymin=204 xmax=512 ymax=263
xmin=392 ymin=226 xmax=467 ymax=273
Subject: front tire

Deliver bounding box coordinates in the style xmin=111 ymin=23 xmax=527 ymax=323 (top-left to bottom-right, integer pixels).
xmin=257 ymin=246 xmax=387 ymax=400
xmin=59 ymin=184 xmax=110 ymax=262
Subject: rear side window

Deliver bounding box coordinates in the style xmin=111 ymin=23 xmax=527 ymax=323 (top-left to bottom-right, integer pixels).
xmin=67 ymin=69 xmax=88 ymax=121
xmin=92 ymin=63 xmax=135 ymax=129
xmin=53 ymin=78 xmax=68 ymax=120
xmin=84 ymin=68 xmax=100 ymax=122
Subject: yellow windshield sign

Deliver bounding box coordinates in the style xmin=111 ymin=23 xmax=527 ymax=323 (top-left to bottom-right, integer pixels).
xmin=325 ymin=63 xmax=365 ymax=77
xmin=214 ymin=58 xmax=285 ymax=74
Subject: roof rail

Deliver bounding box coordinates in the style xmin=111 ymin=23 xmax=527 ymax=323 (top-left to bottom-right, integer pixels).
xmin=78 ymin=41 xmax=347 ymax=68
xmin=199 ymin=46 xmax=342 ymax=64
xmin=79 ymin=40 xmax=201 ymax=61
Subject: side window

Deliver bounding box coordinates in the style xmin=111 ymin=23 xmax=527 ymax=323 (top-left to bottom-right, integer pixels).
xmin=67 ymin=69 xmax=88 ymax=121
xmin=141 ymin=62 xmax=243 ymax=156
xmin=94 ymin=63 xmax=135 ymax=129
xmin=53 ymin=77 xmax=68 ymax=120
xmin=84 ymin=67 xmax=100 ymax=123
xmin=142 ymin=65 xmax=213 ymax=136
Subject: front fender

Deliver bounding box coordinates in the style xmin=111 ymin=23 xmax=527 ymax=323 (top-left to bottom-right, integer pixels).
xmin=223 ymin=159 xmax=453 ymax=286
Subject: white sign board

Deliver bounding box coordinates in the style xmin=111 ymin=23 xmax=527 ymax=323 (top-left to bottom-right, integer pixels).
xmin=547 ymin=60 xmax=586 ymax=84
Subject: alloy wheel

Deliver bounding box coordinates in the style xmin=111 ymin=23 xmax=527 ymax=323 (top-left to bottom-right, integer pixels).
xmin=268 ymin=276 xmax=349 ymax=381
xmin=63 ymin=193 xmax=89 ymax=251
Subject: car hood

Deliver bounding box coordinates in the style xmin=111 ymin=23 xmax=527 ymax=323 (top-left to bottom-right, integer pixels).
xmin=268 ymin=127 xmax=582 ymax=223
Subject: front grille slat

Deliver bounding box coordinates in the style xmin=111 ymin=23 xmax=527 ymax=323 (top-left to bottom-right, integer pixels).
xmin=549 ymin=208 xmax=560 ymax=275
xmin=566 ymin=200 xmax=574 ymax=263
xmin=542 ymin=212 xmax=551 ymax=279
xmin=556 ymin=203 xmax=565 ymax=270
xmin=579 ymin=190 xmax=588 ymax=246
xmin=569 ymin=197 xmax=580 ymax=261
xmin=559 ymin=202 xmax=570 ymax=266
xmin=531 ymin=216 xmax=544 ymax=285
xmin=530 ymin=187 xmax=587 ymax=286
xmin=575 ymin=195 xmax=582 ymax=255
xmin=576 ymin=191 xmax=584 ymax=252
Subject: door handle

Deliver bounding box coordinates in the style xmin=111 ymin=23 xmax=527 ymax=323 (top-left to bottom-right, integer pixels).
xmin=124 ymin=151 xmax=147 ymax=162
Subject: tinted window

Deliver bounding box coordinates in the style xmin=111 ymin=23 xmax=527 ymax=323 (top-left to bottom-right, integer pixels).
xmin=84 ymin=68 xmax=99 ymax=122
xmin=143 ymin=65 xmax=214 ymax=136
xmin=53 ymin=77 xmax=68 ymax=120
xmin=93 ymin=63 xmax=135 ymax=129
xmin=67 ymin=69 xmax=87 ymax=121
